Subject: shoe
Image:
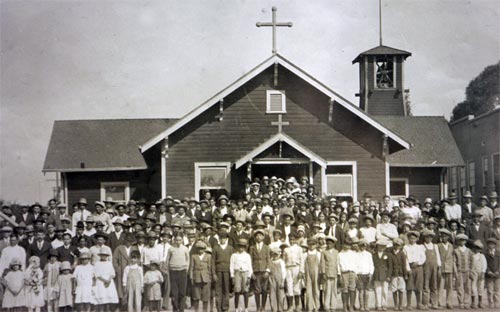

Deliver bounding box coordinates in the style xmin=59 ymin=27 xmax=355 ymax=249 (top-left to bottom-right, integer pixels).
xmin=382 ymin=308 xmax=387 ymax=311
xmin=446 ymin=305 xmax=452 ymax=309
xmin=406 ymin=306 xmax=413 ymax=311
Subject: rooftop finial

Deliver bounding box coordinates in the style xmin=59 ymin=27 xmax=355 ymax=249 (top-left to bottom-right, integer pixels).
xmin=256 ymin=7 xmax=293 ymax=54
xmin=379 ymin=0 xmax=383 ymax=46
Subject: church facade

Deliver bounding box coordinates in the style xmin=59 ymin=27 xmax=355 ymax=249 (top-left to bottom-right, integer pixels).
xmin=43 ymin=45 xmax=464 ymax=206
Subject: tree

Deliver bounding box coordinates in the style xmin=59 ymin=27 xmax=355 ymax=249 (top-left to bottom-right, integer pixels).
xmin=451 ymin=62 xmax=499 ymax=121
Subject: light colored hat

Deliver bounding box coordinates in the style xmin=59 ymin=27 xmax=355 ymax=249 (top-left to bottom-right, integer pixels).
xmin=9 ymin=258 xmax=21 ymax=268
xmin=348 ymin=217 xmax=358 ymax=224
xmin=424 ymin=198 xmax=433 ymax=204
xmin=297 ymin=225 xmax=306 ymax=233
xmin=352 ymin=201 xmax=360 ymax=207
xmin=325 ymin=235 xmax=337 ymax=242
xmin=463 ymin=191 xmax=473 ymax=198
xmin=195 ymin=241 xmax=207 ymax=249
xmin=79 ymin=252 xmax=91 ymax=260
xmin=407 ymin=230 xmax=420 ymax=238
xmin=60 ymin=261 xmax=72 ymax=271
xmin=393 ymin=238 xmax=404 ymax=245
xmin=98 ymin=248 xmax=110 ymax=256
xmin=94 ymin=201 xmax=105 ymax=208
xmin=270 ymin=247 xmax=281 ymax=255
xmin=253 ymin=229 xmax=265 ymax=236
xmin=376 ymin=239 xmax=388 ymax=246
xmin=489 ymin=191 xmax=498 ymax=198
xmin=439 ymin=228 xmax=452 ymax=236
xmin=219 ymin=222 xmax=231 ymax=228
xmin=456 ymin=234 xmax=468 ymax=241
xmin=237 ymin=238 xmax=248 ymax=246
xmin=472 ymin=240 xmax=484 ymax=249
xmin=359 ymin=239 xmax=369 ymax=246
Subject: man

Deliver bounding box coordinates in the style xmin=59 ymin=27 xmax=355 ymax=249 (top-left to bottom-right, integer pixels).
xmin=476 ymin=196 xmax=494 ymax=226
xmin=108 ymin=218 xmax=127 ymax=251
xmin=249 ymin=229 xmax=271 ymax=312
xmin=167 ymin=235 xmax=190 ymax=312
xmin=376 ymin=211 xmax=399 ymax=247
xmin=19 ymin=224 xmax=35 ymax=249
xmin=71 ymin=198 xmax=92 ymax=233
xmin=277 ymin=212 xmax=296 ymax=246
xmin=250 ymin=182 xmax=263 ymax=199
xmin=213 ymin=232 xmax=234 ymax=312
xmin=56 ymin=232 xmax=78 ymax=264
xmin=89 ymin=232 xmax=112 ymax=264
xmin=461 ymin=191 xmax=477 ymax=222
xmin=93 ymin=201 xmax=113 ymax=233
xmin=489 ymin=191 xmax=499 ymax=209
xmin=113 ymin=233 xmax=135 ymax=307
xmin=27 ymin=229 xmax=52 ymax=268
xmin=0 ymin=235 xmax=26 ymax=276
xmin=15 ymin=204 xmax=34 ymax=225
xmin=467 ymin=211 xmax=489 ymax=249
xmin=444 ymin=192 xmax=462 ymax=222
xmin=324 ymin=213 xmax=345 ymax=251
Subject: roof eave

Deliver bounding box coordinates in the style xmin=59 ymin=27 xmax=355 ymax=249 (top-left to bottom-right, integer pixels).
xmin=42 ymin=166 xmax=148 ymax=173
xmin=388 ymin=163 xmax=466 ymax=168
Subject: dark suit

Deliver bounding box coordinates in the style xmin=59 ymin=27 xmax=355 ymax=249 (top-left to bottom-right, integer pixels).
xmin=108 ymin=231 xmax=127 ymax=251
xmin=467 ymin=223 xmax=489 ymax=248
xmin=56 ymin=244 xmax=79 ymax=264
xmin=27 ymin=240 xmax=52 ymax=268
xmin=324 ymin=225 xmax=346 ymax=251
xmin=461 ymin=203 xmax=477 ymax=223
xmin=189 ymin=253 xmax=214 ymax=283
xmin=71 ymin=234 xmax=91 ymax=248
xmin=248 ymin=243 xmax=271 ymax=295
xmin=372 ymin=251 xmax=393 ymax=281
xmin=113 ymin=244 xmax=131 ymax=299
xmin=15 ymin=212 xmax=34 ymax=225
xmin=19 ymin=237 xmax=35 ymax=250
xmin=276 ymin=225 xmax=297 ymax=241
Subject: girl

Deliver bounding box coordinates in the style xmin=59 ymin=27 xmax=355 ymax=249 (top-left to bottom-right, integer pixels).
xmin=57 ymin=261 xmax=73 ymax=312
xmin=2 ymin=258 xmax=25 ymax=311
xmin=123 ymin=251 xmax=143 ymax=312
xmin=44 ymin=249 xmax=61 ymax=312
xmin=25 ymin=256 xmax=44 ymax=312
xmin=93 ymin=249 xmax=119 ymax=311
xmin=143 ymin=261 xmax=163 ymax=312
xmin=73 ymin=252 xmax=94 ymax=312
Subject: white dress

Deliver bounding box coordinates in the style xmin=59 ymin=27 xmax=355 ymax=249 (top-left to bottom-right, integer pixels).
xmin=73 ymin=264 xmax=95 ymax=304
xmin=93 ymin=261 xmax=119 ymax=304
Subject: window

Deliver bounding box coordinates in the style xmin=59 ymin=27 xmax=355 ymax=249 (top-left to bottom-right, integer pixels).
xmin=325 ymin=162 xmax=357 ymax=200
xmin=483 ymin=156 xmax=489 ymax=187
xmin=266 ymin=90 xmax=286 ymax=113
xmin=460 ymin=167 xmax=466 ymax=194
xmin=374 ymin=56 xmax=395 ymax=89
xmin=450 ymin=167 xmax=457 ymax=192
xmin=468 ymin=161 xmax=476 ymax=194
xmin=493 ymin=153 xmax=500 ymax=190
xmin=390 ymin=178 xmax=409 ymax=199
xmin=194 ymin=162 xmax=231 ymax=200
xmin=100 ymin=182 xmax=130 ymax=203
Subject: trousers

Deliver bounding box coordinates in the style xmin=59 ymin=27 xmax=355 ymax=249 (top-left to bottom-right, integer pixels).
xmin=215 ymin=272 xmax=231 ymax=312
xmin=456 ymin=272 xmax=470 ymax=306
xmin=374 ymin=281 xmax=388 ymax=308
xmin=323 ymin=278 xmax=337 ymax=311
xmin=170 ymin=269 xmax=187 ymax=312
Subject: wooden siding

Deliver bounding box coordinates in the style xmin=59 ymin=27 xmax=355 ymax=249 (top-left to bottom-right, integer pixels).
xmin=167 ymin=65 xmax=387 ymax=199
xmin=360 ymin=56 xmax=405 ymax=116
xmin=390 ymin=167 xmax=442 ymax=202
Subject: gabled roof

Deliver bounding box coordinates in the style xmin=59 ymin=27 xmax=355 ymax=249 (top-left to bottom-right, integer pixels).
xmin=43 ymin=119 xmax=178 ymax=172
xmin=234 ymin=132 xmax=327 ymax=169
xmin=140 ymin=53 xmax=410 ymax=152
xmin=374 ymin=116 xmax=465 ymax=167
xmin=352 ymin=45 xmax=412 ymax=63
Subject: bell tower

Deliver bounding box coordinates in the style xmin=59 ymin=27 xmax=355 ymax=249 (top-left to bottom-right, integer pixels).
xmin=353 ymin=0 xmax=412 ymax=116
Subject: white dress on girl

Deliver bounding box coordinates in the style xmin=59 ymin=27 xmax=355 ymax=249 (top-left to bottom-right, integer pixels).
xmin=73 ymin=263 xmax=95 ymax=304
xmin=93 ymin=260 xmax=119 ymax=304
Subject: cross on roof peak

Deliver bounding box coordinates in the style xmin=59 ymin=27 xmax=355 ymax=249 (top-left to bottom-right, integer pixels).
xmin=256 ymin=7 xmax=293 ymax=54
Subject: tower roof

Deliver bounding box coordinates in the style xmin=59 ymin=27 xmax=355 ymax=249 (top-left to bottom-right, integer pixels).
xmin=352 ymin=45 xmax=412 ymax=64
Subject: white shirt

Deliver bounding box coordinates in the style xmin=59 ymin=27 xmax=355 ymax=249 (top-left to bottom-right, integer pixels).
xmin=356 ymin=250 xmax=375 ymax=275
xmin=404 ymin=244 xmax=426 ymax=266
xmin=143 ymin=244 xmax=164 ymax=265
xmin=401 ymin=206 xmax=422 ymax=223
xmin=360 ymin=227 xmax=377 ymax=244
xmin=338 ymin=250 xmax=357 ymax=272
xmin=230 ymin=252 xmax=253 ymax=277
xmin=445 ymin=204 xmax=462 ymax=221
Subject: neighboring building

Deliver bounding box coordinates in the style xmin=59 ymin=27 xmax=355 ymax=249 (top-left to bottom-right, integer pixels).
xmin=43 ymin=43 xmax=465 ymax=205
xmin=449 ymin=108 xmax=500 ymax=201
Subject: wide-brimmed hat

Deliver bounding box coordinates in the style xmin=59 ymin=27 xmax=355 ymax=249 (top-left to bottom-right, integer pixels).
xmin=94 ymin=201 xmax=105 ymax=208
xmin=421 ymin=229 xmax=435 ymax=237
xmin=60 ymin=261 xmax=72 ymax=271
xmin=407 ymin=230 xmax=420 ymax=238
xmin=79 ymin=252 xmax=91 ymax=260
xmin=463 ymin=191 xmax=473 ymax=198
xmin=479 ymin=195 xmax=489 ymax=202
xmin=456 ymin=234 xmax=468 ymax=241
xmin=237 ymin=238 xmax=248 ymax=246
xmin=325 ymin=235 xmax=337 ymax=243
xmin=9 ymin=258 xmax=22 ymax=268
xmin=253 ymin=229 xmax=265 ymax=236
xmin=438 ymin=228 xmax=452 ymax=237
xmin=348 ymin=218 xmax=358 ymax=224
xmin=393 ymin=238 xmax=404 ymax=246
xmin=472 ymin=240 xmax=484 ymax=249
xmin=489 ymin=191 xmax=498 ymax=199
xmin=98 ymin=248 xmax=111 ymax=256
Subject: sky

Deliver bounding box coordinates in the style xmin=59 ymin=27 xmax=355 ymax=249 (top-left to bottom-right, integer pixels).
xmin=1 ymin=0 xmax=499 ymax=203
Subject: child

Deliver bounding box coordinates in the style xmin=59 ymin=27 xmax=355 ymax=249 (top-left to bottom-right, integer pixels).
xmin=189 ymin=241 xmax=212 ymax=312
xmin=56 ymin=261 xmax=73 ymax=312
xmin=25 ymin=256 xmax=44 ymax=312
xmin=437 ymin=229 xmax=454 ymax=309
xmin=404 ymin=231 xmax=426 ymax=310
xmin=390 ymin=238 xmax=409 ymax=311
xmin=268 ymin=247 xmax=286 ymax=312
xmin=320 ymin=236 xmax=339 ymax=312
xmin=230 ymin=238 xmax=252 ymax=312
xmin=122 ymin=251 xmax=143 ymax=312
xmin=44 ymin=249 xmax=61 ymax=312
xmin=338 ymin=238 xmax=358 ymax=312
xmin=470 ymin=240 xmax=487 ymax=309
xmin=372 ymin=239 xmax=393 ymax=311
xmin=2 ymin=258 xmax=25 ymax=311
xmin=283 ymin=233 xmax=304 ymax=312
xmin=421 ymin=229 xmax=441 ymax=309
xmin=73 ymin=252 xmax=94 ymax=312
xmin=304 ymin=238 xmax=321 ymax=312
xmin=144 ymin=261 xmax=163 ymax=312
xmin=93 ymin=248 xmax=119 ymax=311
xmin=249 ymin=229 xmax=271 ymax=312
xmin=356 ymin=239 xmax=374 ymax=311
xmin=454 ymin=234 xmax=471 ymax=309
xmin=485 ymin=238 xmax=500 ymax=308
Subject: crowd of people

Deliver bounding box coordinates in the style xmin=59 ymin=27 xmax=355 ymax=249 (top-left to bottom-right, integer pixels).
xmin=0 ymin=175 xmax=499 ymax=312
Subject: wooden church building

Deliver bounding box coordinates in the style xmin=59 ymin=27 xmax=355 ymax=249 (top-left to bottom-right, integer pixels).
xmin=43 ymin=23 xmax=464 ymax=205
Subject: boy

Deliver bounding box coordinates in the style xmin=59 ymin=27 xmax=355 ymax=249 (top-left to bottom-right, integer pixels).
xmin=454 ymin=234 xmax=471 ymax=309
xmin=304 ymin=238 xmax=321 ymax=312
xmin=268 ymin=247 xmax=286 ymax=312
xmin=167 ymin=235 xmax=190 ymax=312
xmin=372 ymin=239 xmax=393 ymax=311
xmin=421 ymin=229 xmax=441 ymax=310
xmin=230 ymin=238 xmax=252 ymax=312
xmin=390 ymin=238 xmax=409 ymax=311
xmin=249 ymin=229 xmax=271 ymax=312
xmin=485 ymin=238 xmax=500 ymax=308
xmin=356 ymin=239 xmax=374 ymax=311
xmin=320 ymin=236 xmax=339 ymax=312
xmin=470 ymin=240 xmax=487 ymax=308
xmin=283 ymin=233 xmax=304 ymax=312
xmin=190 ymin=241 xmax=213 ymax=312
xmin=338 ymin=238 xmax=358 ymax=312
xmin=213 ymin=232 xmax=234 ymax=312
xmin=404 ymin=231 xmax=426 ymax=310
xmin=437 ymin=229 xmax=454 ymax=309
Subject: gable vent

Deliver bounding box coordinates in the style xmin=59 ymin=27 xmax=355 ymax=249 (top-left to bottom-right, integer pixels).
xmin=266 ymin=90 xmax=286 ymax=113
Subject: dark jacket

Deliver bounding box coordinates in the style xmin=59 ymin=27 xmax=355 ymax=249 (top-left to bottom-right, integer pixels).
xmin=372 ymin=250 xmax=393 ymax=281
xmin=212 ymin=243 xmax=234 ymax=272
xmin=56 ymin=244 xmax=79 ymax=264
xmin=324 ymin=225 xmax=346 ymax=251
xmin=27 ymin=240 xmax=52 ymax=268
xmin=390 ymin=249 xmax=408 ymax=277
xmin=485 ymin=250 xmax=500 ymax=278
xmin=248 ymin=243 xmax=271 ymax=273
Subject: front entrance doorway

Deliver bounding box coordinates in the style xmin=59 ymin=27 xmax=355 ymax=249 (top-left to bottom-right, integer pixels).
xmin=252 ymin=163 xmax=309 ymax=181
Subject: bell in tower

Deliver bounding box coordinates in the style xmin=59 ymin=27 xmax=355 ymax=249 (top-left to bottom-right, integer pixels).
xmin=353 ymin=46 xmax=411 ymax=116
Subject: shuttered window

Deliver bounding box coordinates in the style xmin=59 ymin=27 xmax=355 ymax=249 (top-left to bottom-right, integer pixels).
xmin=266 ymin=90 xmax=286 ymax=113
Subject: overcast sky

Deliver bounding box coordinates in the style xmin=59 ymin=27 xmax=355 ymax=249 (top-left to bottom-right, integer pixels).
xmin=1 ymin=0 xmax=499 ymax=203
